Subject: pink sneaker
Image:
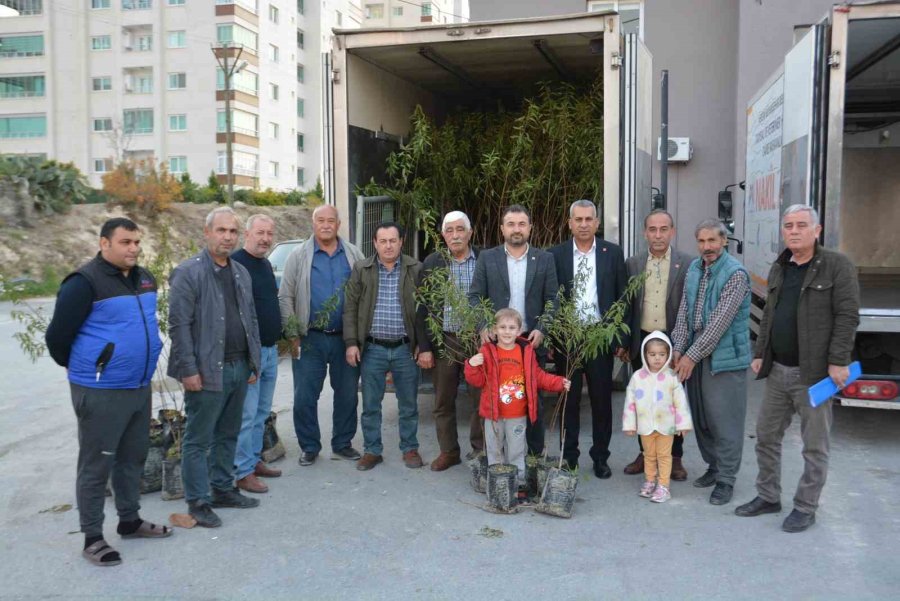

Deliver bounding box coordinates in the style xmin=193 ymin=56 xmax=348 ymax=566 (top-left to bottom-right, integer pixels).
xmin=639 ymin=481 xmax=656 ymax=498
xmin=651 ymin=484 xmax=671 ymax=503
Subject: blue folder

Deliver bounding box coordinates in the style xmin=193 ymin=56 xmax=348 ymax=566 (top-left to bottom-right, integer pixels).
xmin=808 ymin=361 xmax=862 ymax=407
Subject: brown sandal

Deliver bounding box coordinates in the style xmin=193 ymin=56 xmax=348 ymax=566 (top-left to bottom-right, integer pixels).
xmin=82 ymin=540 xmax=122 ymax=567
xmin=120 ymin=520 xmax=173 ymax=539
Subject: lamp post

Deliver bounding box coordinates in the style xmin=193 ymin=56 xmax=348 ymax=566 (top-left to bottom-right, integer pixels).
xmin=212 ymin=41 xmax=246 ymax=206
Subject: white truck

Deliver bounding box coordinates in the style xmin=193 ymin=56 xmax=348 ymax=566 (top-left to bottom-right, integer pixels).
xmin=742 ymin=1 xmax=900 ymax=408
xmin=324 ymin=11 xmax=654 ymax=258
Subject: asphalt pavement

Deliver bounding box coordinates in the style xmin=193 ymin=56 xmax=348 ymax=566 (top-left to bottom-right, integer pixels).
xmin=0 ymin=300 xmax=898 ymax=600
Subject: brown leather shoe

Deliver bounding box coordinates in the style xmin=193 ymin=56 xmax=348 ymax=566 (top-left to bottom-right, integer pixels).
xmin=356 ymin=453 xmax=383 ymax=471
xmin=236 ymin=473 xmax=268 ymax=494
xmin=403 ymin=450 xmax=424 ymax=469
xmin=430 ymin=452 xmax=461 ymax=472
xmin=671 ymin=456 xmax=688 ymax=481
xmin=623 ymin=453 xmax=644 ymax=475
xmin=254 ymin=462 xmax=282 ymax=478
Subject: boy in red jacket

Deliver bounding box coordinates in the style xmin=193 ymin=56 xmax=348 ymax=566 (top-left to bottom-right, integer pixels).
xmin=465 ymin=308 xmax=570 ymax=500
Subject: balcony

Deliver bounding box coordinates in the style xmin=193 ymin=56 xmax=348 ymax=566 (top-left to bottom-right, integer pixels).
xmin=122 ymin=0 xmax=151 ymax=10
xmin=214 ymin=0 xmax=257 ymax=23
xmin=0 ymin=0 xmax=43 ymax=16
xmin=213 ymin=44 xmax=258 ymax=67
xmin=216 ymin=132 xmax=259 ymax=147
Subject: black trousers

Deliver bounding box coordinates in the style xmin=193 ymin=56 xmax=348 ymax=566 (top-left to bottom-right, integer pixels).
xmin=559 ymin=353 xmax=614 ymax=465
xmin=630 ymin=330 xmax=684 ymax=458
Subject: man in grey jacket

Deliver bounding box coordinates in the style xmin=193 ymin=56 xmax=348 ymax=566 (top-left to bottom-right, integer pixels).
xmin=622 ymin=209 xmax=692 ymax=479
xmin=168 ymin=207 xmax=262 ymax=528
xmin=736 ymin=204 xmax=859 ymax=533
xmin=279 ymin=205 xmax=365 ymax=467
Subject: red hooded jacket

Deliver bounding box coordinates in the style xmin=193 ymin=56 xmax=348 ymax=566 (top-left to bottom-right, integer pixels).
xmin=464 ymin=338 xmax=567 ymax=423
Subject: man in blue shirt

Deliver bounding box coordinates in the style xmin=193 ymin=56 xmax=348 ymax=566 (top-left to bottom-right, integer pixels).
xmin=279 ymin=205 xmax=364 ymax=466
xmin=232 ymin=215 xmax=283 ymax=493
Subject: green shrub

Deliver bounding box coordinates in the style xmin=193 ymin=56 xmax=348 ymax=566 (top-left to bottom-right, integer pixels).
xmin=249 ymin=188 xmax=285 ymax=206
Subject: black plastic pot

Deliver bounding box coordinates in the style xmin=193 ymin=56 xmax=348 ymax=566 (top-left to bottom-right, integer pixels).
xmin=536 ymin=467 xmax=578 ymax=518
xmin=469 ymin=454 xmax=488 ymax=493
xmin=161 ymin=456 xmax=184 ymax=501
xmin=486 ymin=463 xmax=518 ymax=512
xmin=140 ymin=421 xmax=165 ymax=494
xmin=261 ymin=411 xmax=285 ymax=463
xmin=536 ymin=456 xmax=559 ymax=498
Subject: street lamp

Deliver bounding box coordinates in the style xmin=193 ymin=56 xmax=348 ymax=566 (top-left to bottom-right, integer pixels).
xmin=212 ymin=42 xmax=246 ymax=206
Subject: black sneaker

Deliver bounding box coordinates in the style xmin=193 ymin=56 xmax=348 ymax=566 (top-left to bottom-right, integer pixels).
xmin=187 ymin=501 xmax=222 ymax=528
xmin=210 ymin=487 xmax=260 ymax=509
xmin=693 ymin=468 xmax=718 ymax=488
xmin=709 ymin=482 xmax=734 ymax=505
xmin=298 ymin=451 xmax=318 ymax=466
xmin=782 ymin=509 xmax=816 ymax=533
xmin=332 ymin=447 xmax=362 ymax=461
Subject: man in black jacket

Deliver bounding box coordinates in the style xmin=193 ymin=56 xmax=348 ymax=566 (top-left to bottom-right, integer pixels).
xmin=736 ymin=204 xmax=859 ymax=533
xmin=548 ymin=200 xmax=628 ymax=479
xmin=416 ymin=211 xmax=482 ymax=470
xmin=46 ymin=218 xmax=171 ymax=567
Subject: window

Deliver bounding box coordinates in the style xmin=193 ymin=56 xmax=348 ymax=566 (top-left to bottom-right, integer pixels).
xmin=269 ymin=161 xmax=279 ymax=177
xmin=296 ymin=167 xmax=304 ymax=186
xmin=269 ymin=122 xmax=279 ymax=139
xmin=91 ymin=35 xmax=112 ymax=50
xmin=269 ymin=82 xmax=279 ymax=100
xmin=296 ymin=132 xmax=304 ymax=152
xmin=217 ymin=108 xmax=259 ymax=136
xmin=132 ymin=74 xmax=153 ymax=93
xmin=0 ymin=34 xmax=44 ymax=57
xmin=0 ymin=115 xmax=47 ymax=138
xmin=91 ymin=0 xmax=110 ymax=8
xmin=296 ymin=64 xmax=304 ymax=83
xmin=587 ymin=1 xmax=642 ymax=36
xmin=123 ymin=108 xmax=153 ymax=134
xmin=296 ymin=0 xmax=303 ymax=14
xmin=296 ymin=29 xmax=304 ymax=49
xmin=93 ymin=118 xmax=113 ymax=132
xmin=167 ymin=30 xmax=186 ymax=48
xmin=268 ymin=4 xmax=278 ymax=23
xmin=421 ymin=2 xmax=431 ymax=16
xmin=269 ymin=44 xmax=279 ymax=62
xmin=217 ymin=150 xmax=258 ymax=176
xmin=392 ymin=6 xmax=402 ymax=16
xmin=168 ymin=156 xmax=187 ymax=173
xmin=335 ymin=10 xmax=342 ymax=26
xmin=216 ymin=67 xmax=258 ymax=95
xmin=92 ymin=76 xmax=112 ymax=91
xmin=135 ymin=35 xmax=152 ymax=51
xmin=167 ymin=0 xmax=185 ymax=5
xmin=296 ymin=98 xmax=304 ymax=117
xmin=216 ymin=24 xmax=258 ymax=52
xmin=167 ymin=72 xmax=187 ymax=89
xmin=168 ymin=114 xmax=187 ymax=131
xmin=122 ymin=0 xmax=152 ymax=9
xmin=0 ymin=75 xmax=45 ymax=98
xmin=365 ymin=3 xmax=383 ymax=19
xmin=94 ymin=158 xmax=114 ymax=173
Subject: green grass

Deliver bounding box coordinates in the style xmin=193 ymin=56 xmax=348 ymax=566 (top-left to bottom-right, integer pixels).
xmin=0 ymin=267 xmax=61 ymax=301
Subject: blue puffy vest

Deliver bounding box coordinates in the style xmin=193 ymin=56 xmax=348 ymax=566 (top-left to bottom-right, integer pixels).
xmin=683 ymin=252 xmax=751 ymax=374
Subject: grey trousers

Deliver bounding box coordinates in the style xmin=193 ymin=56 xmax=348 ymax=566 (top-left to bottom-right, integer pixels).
xmin=485 ymin=416 xmax=528 ymax=487
xmin=755 ymin=362 xmax=833 ymax=514
xmin=687 ymin=358 xmax=747 ymax=486
xmin=70 ymin=382 xmax=151 ymax=537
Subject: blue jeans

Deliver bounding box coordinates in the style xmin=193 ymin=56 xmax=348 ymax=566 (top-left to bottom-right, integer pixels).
xmin=360 ymin=342 xmax=420 ymax=456
xmin=234 ymin=345 xmax=279 ymax=479
xmin=292 ymin=331 xmax=360 ymax=454
xmin=181 ymin=359 xmax=250 ymax=503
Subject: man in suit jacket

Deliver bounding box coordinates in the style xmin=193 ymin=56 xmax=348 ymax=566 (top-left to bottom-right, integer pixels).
xmin=468 ymin=204 xmax=559 ymax=454
xmin=622 ymin=209 xmax=693 ymax=479
xmin=549 ymin=199 xmax=629 ymax=479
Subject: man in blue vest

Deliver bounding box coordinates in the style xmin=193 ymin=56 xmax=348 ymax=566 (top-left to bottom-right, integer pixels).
xmin=672 ymin=219 xmax=751 ymax=506
xmin=46 ymin=218 xmax=170 ymax=567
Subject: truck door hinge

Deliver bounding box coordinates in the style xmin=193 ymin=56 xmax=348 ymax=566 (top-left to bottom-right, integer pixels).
xmin=610 ymin=51 xmax=622 ymax=69
xmin=828 ymin=51 xmax=840 ymax=68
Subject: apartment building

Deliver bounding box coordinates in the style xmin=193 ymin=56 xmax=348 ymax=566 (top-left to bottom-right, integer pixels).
xmin=361 ymin=0 xmax=467 ymax=28
xmin=0 ymin=0 xmax=360 ymax=191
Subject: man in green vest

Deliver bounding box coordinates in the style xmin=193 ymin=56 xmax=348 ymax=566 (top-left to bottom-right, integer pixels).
xmin=672 ymin=219 xmax=751 ymax=506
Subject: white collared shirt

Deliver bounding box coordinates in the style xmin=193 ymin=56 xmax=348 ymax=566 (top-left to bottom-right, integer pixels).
xmin=573 ymin=239 xmax=600 ymax=322
xmin=505 ymin=243 xmax=529 ymax=331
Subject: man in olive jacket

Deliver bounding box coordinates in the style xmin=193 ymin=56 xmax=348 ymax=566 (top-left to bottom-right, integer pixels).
xmin=344 ymin=222 xmax=423 ymax=471
xmin=736 ymin=204 xmax=859 ymax=533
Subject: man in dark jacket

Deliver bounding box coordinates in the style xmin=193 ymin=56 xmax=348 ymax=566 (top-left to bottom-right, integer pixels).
xmin=622 ymin=209 xmax=692 ymax=479
xmin=736 ymin=204 xmax=859 ymax=533
xmin=46 ymin=218 xmax=170 ymax=567
xmin=415 ymin=211 xmax=482 ymax=471
xmin=548 ymin=199 xmax=628 ymax=479
xmin=168 ymin=207 xmax=262 ymax=528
